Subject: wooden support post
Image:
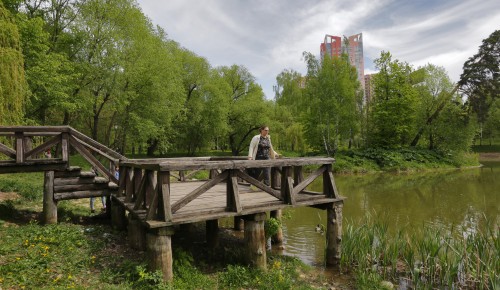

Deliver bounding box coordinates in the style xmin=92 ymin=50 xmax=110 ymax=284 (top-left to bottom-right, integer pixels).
xmin=323 ymin=164 xmax=339 ymax=198
xmin=133 ymin=167 xmax=143 ymax=198
xmin=326 ymin=202 xmax=343 ymax=265
xmin=146 ymin=227 xmax=174 ymax=282
xmin=43 ymin=171 xmax=57 ymax=224
xmin=244 ymin=213 xmax=267 ymax=270
xmin=271 ymin=167 xmax=281 ymax=189
xmin=15 ymin=132 xmax=24 ymax=163
xmin=270 ymin=210 xmax=283 ymax=246
xmin=281 ymin=166 xmax=294 ymax=204
xmin=61 ymin=133 xmax=69 ymax=162
xmin=293 ymin=166 xmax=304 ymax=187
xmin=234 ymin=216 xmax=244 ymax=231
xmin=128 ymin=214 xmax=146 ymax=250
xmin=111 ymin=199 xmax=127 ymax=230
xmin=206 ymin=219 xmax=219 ymax=249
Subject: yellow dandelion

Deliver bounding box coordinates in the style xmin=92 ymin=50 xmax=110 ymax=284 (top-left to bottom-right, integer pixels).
xmin=44 ymin=246 xmax=49 ymax=251
xmin=68 ymin=274 xmax=72 ymax=280
xmin=16 ymin=257 xmax=20 ymax=260
xmin=0 ymin=277 xmax=4 ymax=283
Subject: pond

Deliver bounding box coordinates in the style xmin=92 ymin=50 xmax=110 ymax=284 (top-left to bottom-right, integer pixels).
xmin=279 ymin=161 xmax=500 ymax=266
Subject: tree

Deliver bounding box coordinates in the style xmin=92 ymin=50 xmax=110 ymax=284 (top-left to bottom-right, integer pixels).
xmin=302 ymin=52 xmax=362 ymax=155
xmin=218 ymin=65 xmax=269 ymax=156
xmin=172 ymin=50 xmax=231 ymax=155
xmin=367 ymin=51 xmax=419 ymax=148
xmin=460 ymin=30 xmax=500 ymax=145
xmin=0 ymin=1 xmax=26 ymax=125
xmin=412 ymin=64 xmax=455 ymax=149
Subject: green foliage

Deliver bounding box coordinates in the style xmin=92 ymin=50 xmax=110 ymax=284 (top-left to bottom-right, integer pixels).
xmin=335 ymin=148 xmax=479 ymax=173
xmin=0 ymin=1 xmax=26 ymax=125
xmin=0 ymin=222 xmax=97 ymax=289
xmin=0 ymin=172 xmax=43 ymax=201
xmin=264 ymin=217 xmax=281 ymax=238
xmin=218 ymin=255 xmax=316 ymax=290
xmin=342 ymin=214 xmax=499 ymax=289
xmin=302 ymin=52 xmax=362 ymax=155
xmin=367 ymin=51 xmax=419 ymax=148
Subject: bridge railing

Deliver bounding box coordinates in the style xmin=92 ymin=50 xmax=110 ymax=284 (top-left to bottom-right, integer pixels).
xmin=116 ymin=157 xmax=341 ymax=227
xmin=0 ymin=126 xmax=126 ymax=182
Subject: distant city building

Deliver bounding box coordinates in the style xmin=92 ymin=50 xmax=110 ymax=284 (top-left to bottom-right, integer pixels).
xmin=364 ymin=74 xmax=375 ymax=104
xmin=320 ymin=33 xmax=366 ymax=100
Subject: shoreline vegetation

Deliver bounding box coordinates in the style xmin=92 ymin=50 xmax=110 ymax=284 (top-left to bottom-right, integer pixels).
xmin=0 ymin=149 xmax=498 ymax=289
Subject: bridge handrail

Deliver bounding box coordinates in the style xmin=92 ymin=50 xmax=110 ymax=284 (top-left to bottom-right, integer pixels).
xmin=116 ymin=156 xmax=339 ymax=227
xmin=0 ymin=126 xmax=126 ymax=183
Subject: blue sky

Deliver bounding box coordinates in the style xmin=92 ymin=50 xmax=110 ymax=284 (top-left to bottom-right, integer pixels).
xmin=136 ymin=0 xmax=500 ymax=99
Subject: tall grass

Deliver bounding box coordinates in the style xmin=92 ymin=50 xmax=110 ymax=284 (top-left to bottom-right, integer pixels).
xmin=341 ymin=214 xmax=499 ymax=289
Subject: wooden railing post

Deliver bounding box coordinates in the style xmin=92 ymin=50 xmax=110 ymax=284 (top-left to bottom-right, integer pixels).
xmin=323 ymin=164 xmax=339 ymax=198
xmin=15 ymin=132 xmax=24 ymax=163
xmin=226 ymin=170 xmax=242 ymax=213
xmin=280 ymin=166 xmax=294 ymax=204
xmin=293 ymin=166 xmax=304 ymax=187
xmin=271 ymin=167 xmax=281 ymax=189
xmin=61 ymin=133 xmax=69 ymax=162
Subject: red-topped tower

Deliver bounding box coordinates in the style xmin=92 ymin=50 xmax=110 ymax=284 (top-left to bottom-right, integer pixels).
xmin=320 ymin=33 xmax=365 ymax=95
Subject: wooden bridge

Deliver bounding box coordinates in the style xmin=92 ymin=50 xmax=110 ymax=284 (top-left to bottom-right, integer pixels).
xmin=0 ymin=126 xmax=345 ymax=281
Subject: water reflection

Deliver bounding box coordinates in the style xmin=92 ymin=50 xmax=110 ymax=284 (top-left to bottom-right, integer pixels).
xmin=280 ymin=162 xmax=500 ymax=265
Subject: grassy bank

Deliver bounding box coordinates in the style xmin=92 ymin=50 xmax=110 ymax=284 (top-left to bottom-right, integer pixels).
xmin=0 ymin=172 xmax=345 ymax=289
xmin=331 ymin=148 xmax=479 ymax=174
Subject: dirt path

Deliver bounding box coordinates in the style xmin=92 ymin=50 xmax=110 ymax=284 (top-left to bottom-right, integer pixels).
xmin=0 ymin=192 xmax=20 ymax=202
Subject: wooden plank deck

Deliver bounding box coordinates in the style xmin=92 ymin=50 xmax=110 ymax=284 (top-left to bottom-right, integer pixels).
xmin=114 ymin=180 xmax=344 ymax=228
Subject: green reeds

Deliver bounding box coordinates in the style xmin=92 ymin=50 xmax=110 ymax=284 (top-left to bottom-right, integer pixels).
xmin=341 ymin=214 xmax=499 ymax=289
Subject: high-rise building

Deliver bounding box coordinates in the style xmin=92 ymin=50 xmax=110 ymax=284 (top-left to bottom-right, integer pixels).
xmin=320 ymin=33 xmax=365 ymax=95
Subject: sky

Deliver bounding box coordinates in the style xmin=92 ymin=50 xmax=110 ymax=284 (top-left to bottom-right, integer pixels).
xmin=136 ymin=0 xmax=500 ymax=99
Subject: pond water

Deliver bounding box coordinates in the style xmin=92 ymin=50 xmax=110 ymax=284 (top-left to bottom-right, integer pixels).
xmin=279 ymin=161 xmax=500 ymax=266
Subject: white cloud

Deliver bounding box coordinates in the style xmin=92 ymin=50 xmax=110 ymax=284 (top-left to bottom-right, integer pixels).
xmin=136 ymin=0 xmax=500 ymax=97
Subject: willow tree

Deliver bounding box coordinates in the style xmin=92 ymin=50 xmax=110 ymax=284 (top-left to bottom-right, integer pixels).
xmin=0 ymin=1 xmax=26 ymax=125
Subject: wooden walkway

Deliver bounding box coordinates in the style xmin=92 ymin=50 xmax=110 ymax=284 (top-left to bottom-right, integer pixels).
xmin=0 ymin=126 xmax=345 ymax=282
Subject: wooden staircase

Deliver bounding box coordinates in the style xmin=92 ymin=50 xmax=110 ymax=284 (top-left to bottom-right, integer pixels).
xmin=51 ymin=166 xmax=118 ymax=202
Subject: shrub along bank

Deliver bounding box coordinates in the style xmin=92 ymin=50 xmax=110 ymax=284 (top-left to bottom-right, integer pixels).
xmin=332 ymin=148 xmax=479 ymax=174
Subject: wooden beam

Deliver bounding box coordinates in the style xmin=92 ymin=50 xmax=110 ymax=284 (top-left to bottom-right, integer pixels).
xmin=292 ymin=165 xmax=326 ymax=195
xmin=281 ymin=167 xmax=295 ymax=205
xmin=0 ymin=126 xmax=70 ymax=133
xmin=236 ymin=170 xmax=281 ymax=200
xmin=61 ymin=132 xmax=69 ymax=162
xmin=70 ymin=135 xmax=119 ymax=163
xmin=133 ymin=170 xmax=151 ymax=210
xmin=54 ymin=190 xmax=110 ymax=201
xmin=24 ymin=135 xmax=61 ymax=159
xmin=69 ymin=135 xmax=117 ymax=183
xmin=124 ymin=167 xmax=134 ymax=202
xmin=15 ymin=132 xmax=24 ymax=163
xmin=159 ymin=171 xmax=172 ymax=222
xmin=0 ymin=143 xmax=16 ymax=159
xmin=323 ymin=164 xmax=339 ymax=198
xmin=0 ymin=160 xmax=66 ymax=173
xmin=171 ymin=171 xmax=228 ymax=213
xmin=226 ymin=171 xmax=242 ymax=213
xmin=69 ymin=127 xmax=126 ymax=160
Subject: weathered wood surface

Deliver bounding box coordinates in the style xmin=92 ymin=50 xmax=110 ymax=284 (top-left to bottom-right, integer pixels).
xmin=0 ymin=160 xmax=67 ymax=173
xmin=121 ymin=157 xmax=334 ymax=171
xmin=113 ymin=180 xmax=344 ymax=228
